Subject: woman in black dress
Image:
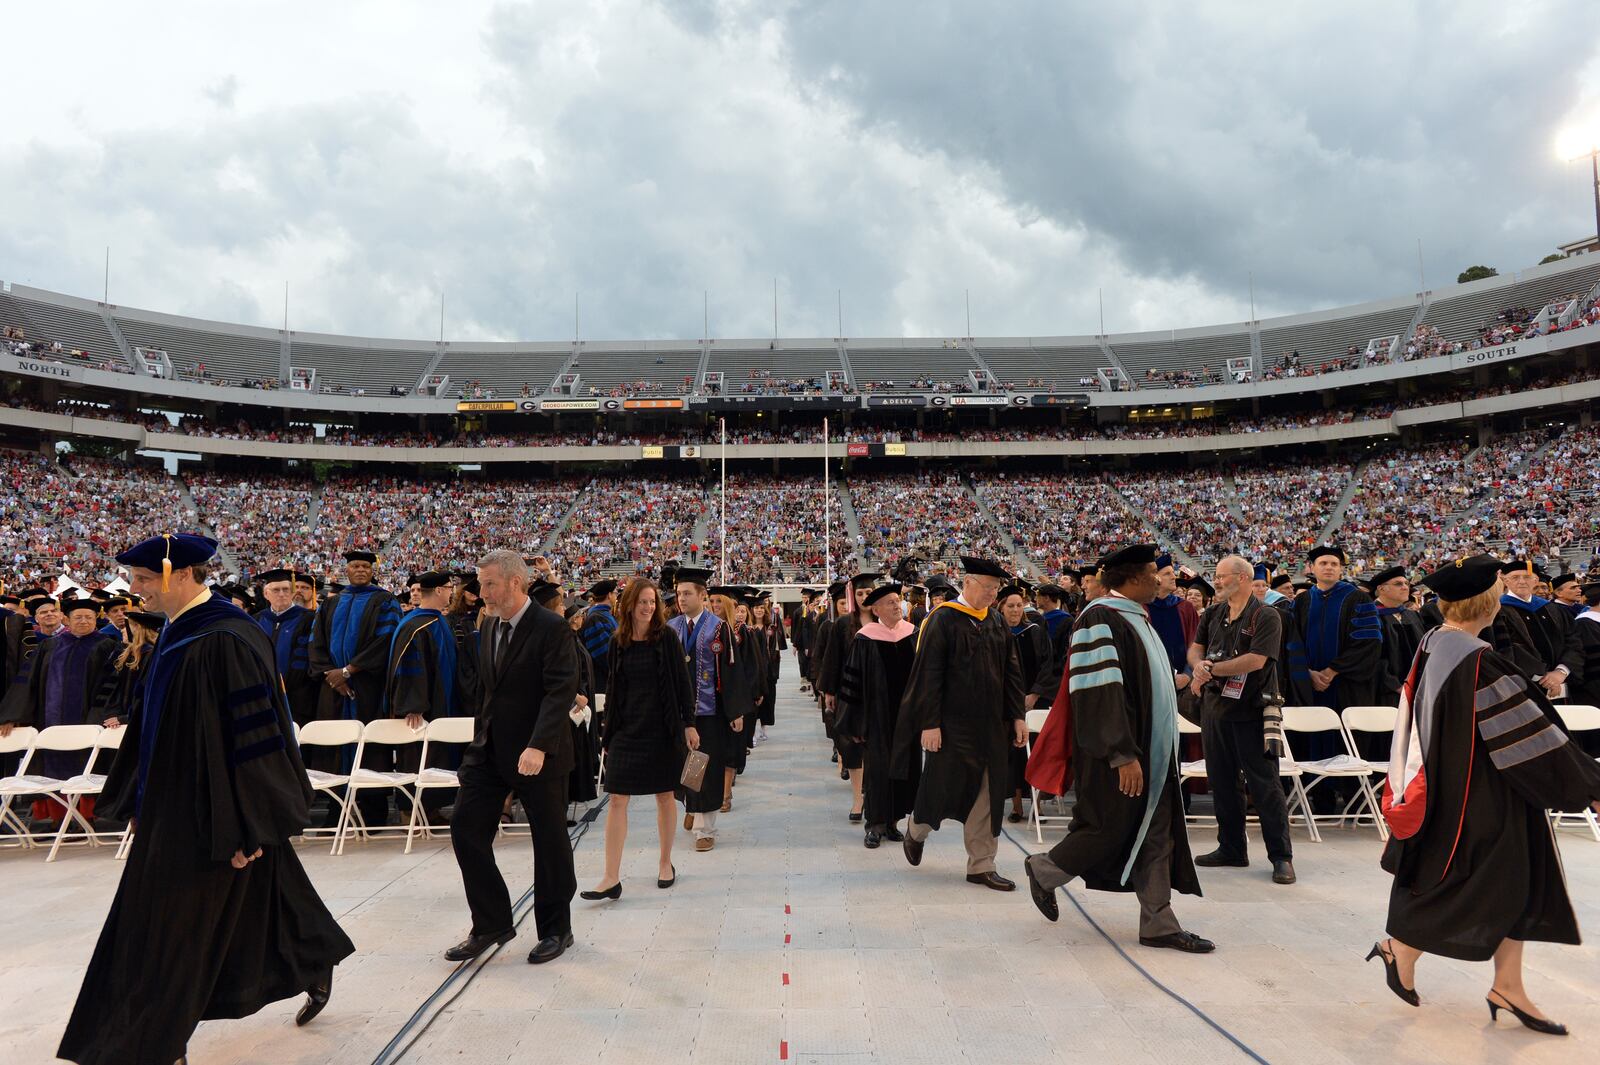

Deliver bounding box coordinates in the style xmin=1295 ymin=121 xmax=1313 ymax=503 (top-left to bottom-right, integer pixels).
xmin=998 ymin=586 xmax=1053 ymax=822
xmin=583 ymin=579 xmax=696 ymax=899
xmin=1372 ymin=557 xmax=1600 ymax=1034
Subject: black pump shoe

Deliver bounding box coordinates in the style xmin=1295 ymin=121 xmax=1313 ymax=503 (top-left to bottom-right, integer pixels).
xmin=1365 ymin=940 xmax=1419 ymax=1007
xmin=1487 ymin=991 xmax=1567 ymax=1036
xmin=657 ymin=866 xmax=676 ymax=889
xmin=580 ymin=882 xmax=622 ymax=901
xmin=295 ymin=970 xmax=332 ymax=1026
xmin=848 ymin=810 xmax=863 ymax=823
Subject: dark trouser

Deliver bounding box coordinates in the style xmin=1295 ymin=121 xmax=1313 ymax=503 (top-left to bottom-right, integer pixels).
xmin=1030 ymin=784 xmax=1182 ymax=938
xmin=450 ymin=763 xmax=575 ymax=941
xmin=1202 ymin=713 xmax=1293 ymax=863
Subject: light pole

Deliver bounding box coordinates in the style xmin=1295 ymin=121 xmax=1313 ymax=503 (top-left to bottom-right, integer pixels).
xmin=1557 ymin=124 xmax=1600 ymax=244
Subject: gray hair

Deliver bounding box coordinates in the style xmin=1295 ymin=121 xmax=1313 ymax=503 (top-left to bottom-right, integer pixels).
xmin=477 ymin=549 xmax=528 ymax=584
xmin=1216 ymin=554 xmax=1253 ymax=577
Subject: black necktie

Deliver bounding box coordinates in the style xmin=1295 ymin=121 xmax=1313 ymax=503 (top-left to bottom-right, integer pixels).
xmin=496 ymin=620 xmax=512 ymax=672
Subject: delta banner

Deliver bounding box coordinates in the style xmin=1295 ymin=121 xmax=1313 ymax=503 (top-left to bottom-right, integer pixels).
xmin=865 ymin=395 xmax=928 ymax=408
xmin=845 ymin=442 xmax=908 ymax=457
xmin=642 ymin=445 xmax=702 ymax=459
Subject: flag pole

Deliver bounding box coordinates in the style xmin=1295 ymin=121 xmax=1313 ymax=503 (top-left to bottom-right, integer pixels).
xmin=720 ymin=417 xmax=728 ymax=578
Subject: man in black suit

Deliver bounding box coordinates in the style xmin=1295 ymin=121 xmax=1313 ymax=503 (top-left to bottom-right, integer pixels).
xmin=445 ymin=549 xmax=582 ymax=966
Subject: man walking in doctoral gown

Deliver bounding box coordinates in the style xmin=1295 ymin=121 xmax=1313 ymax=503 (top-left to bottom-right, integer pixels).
xmin=58 ymin=533 xmax=353 ymax=1065
xmin=894 ymin=556 xmax=1027 ymax=891
xmin=1022 ymin=543 xmax=1213 ymax=953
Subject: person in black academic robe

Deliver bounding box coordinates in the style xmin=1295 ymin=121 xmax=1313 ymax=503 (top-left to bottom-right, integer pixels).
xmin=836 ymin=584 xmax=920 ymax=848
xmin=723 ymin=598 xmax=765 ymax=794
xmin=668 ymin=580 xmax=750 ymax=849
xmin=258 ymin=599 xmax=319 ymax=727
xmin=996 ymin=586 xmax=1054 ymax=823
xmin=308 ymin=560 xmax=402 ymax=824
xmin=1023 ymin=547 xmax=1210 ymax=952
xmin=1375 ymin=601 xmax=1600 ymax=1027
xmin=1572 ymin=589 xmax=1600 ymax=754
xmin=385 ymin=584 xmax=466 ymax=824
xmin=892 ymin=561 xmax=1027 ymax=888
xmin=59 ymin=543 xmax=353 ymax=1065
xmin=561 ymin=603 xmax=601 ymax=808
xmin=1494 ymin=563 xmax=1584 ymax=700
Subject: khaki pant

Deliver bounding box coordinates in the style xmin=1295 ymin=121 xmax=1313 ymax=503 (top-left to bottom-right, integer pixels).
xmin=907 ymin=770 xmax=999 ymax=875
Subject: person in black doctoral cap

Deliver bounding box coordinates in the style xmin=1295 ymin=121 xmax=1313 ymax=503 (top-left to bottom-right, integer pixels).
xmin=57 ymin=534 xmax=352 ymax=1065
xmin=1570 ymin=581 xmax=1600 ymax=744
xmin=1365 ymin=566 xmax=1426 ymax=708
xmin=1371 ymin=555 xmax=1600 ymax=1030
xmin=793 ymin=589 xmax=819 ymax=693
xmin=308 ymin=549 xmax=403 ymax=827
xmin=1284 ymin=546 xmax=1382 ymax=810
xmin=1493 ymin=560 xmax=1583 ymax=700
xmin=894 ymin=556 xmax=1027 ymax=891
xmin=1 ymin=596 xmax=121 ymax=830
xmin=255 ymin=568 xmax=321 ymax=728
xmin=820 ymin=575 xmax=878 ymax=818
xmin=578 ymin=578 xmax=620 ymax=695
xmin=1022 ymin=544 xmax=1212 ymax=953
xmin=996 ymin=582 xmax=1057 ymax=823
xmin=383 ymin=571 xmax=465 ymax=827
xmin=835 ymin=581 xmax=920 ymax=848
xmin=1549 ymin=572 xmax=1584 ymax=616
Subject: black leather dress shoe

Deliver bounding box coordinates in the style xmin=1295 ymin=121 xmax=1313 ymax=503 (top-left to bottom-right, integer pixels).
xmin=1139 ymin=930 xmax=1216 ymax=953
xmin=883 ymin=825 xmax=904 ymax=842
xmin=902 ymin=834 xmax=924 ymax=867
xmin=1272 ymin=860 xmax=1297 ymax=884
xmin=966 ymin=871 xmax=1016 ymax=892
xmin=295 ymin=970 xmax=332 ymax=1026
xmin=863 ymin=830 xmax=882 ymax=849
xmin=528 ymin=932 xmax=575 ymax=965
xmin=1023 ymin=857 xmax=1058 ymax=922
xmin=1193 ymin=849 xmax=1248 ymax=868
xmin=444 ymin=928 xmax=516 ymax=961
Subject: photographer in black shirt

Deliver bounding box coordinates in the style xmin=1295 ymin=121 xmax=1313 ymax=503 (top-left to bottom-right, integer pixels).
xmin=1187 ymin=555 xmax=1296 ymax=886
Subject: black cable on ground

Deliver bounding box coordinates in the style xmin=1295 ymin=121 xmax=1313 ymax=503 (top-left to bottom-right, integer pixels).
xmin=369 ymin=796 xmax=610 ymax=1065
xmin=1000 ymin=826 xmax=1272 ymax=1065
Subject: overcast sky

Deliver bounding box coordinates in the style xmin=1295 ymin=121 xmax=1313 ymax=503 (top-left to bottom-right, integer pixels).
xmin=4 ymin=1 xmax=1598 ymax=343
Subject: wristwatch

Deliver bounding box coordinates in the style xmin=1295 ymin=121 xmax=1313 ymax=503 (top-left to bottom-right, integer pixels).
xmin=341 ymin=667 xmax=352 ymax=680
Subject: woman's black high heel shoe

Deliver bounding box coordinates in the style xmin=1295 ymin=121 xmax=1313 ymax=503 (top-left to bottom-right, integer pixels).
xmin=580 ymin=882 xmax=622 ymax=901
xmin=1487 ymin=991 xmax=1567 ymax=1036
xmin=657 ymin=866 xmax=676 ymax=889
xmin=1365 ymin=941 xmax=1419 ymax=1007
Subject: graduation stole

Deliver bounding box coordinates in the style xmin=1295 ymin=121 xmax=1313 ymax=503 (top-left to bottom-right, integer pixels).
xmin=916 ymin=599 xmax=987 ymax=651
xmin=1091 ymin=595 xmax=1180 ymax=886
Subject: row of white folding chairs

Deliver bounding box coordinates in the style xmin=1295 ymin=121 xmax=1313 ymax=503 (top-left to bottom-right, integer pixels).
xmin=0 ymin=723 xmax=132 ymax=861
xmin=294 ymin=716 xmax=476 ymax=855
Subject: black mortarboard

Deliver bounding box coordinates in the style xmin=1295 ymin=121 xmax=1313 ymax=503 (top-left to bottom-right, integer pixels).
xmin=462 ymin=577 xmax=480 ymax=595
xmin=1076 ymin=564 xmax=1102 ymax=579
xmin=1036 ymin=583 xmax=1067 ymax=600
xmin=1499 ymin=558 xmax=1549 ymax=580
xmin=1293 ymin=579 xmax=1313 ymax=591
xmin=343 ymin=549 xmax=378 ymax=564
xmin=862 ymin=583 xmax=902 ymax=607
xmin=1363 ymin=566 xmax=1407 ymax=592
xmin=18 ymin=587 xmax=47 ymax=600
xmin=586 ymin=579 xmax=618 ymax=600
xmin=707 ymin=585 xmax=740 ymax=599
xmin=60 ymin=596 xmax=100 ymax=616
xmin=923 ymin=574 xmax=955 ymax=592
xmin=24 ymin=595 xmax=54 ymax=612
xmin=416 ymin=571 xmax=452 ymax=590
xmin=102 ymin=594 xmax=132 ymax=609
xmin=1550 ymin=572 xmax=1578 ymax=590
xmin=1186 ymin=576 xmax=1215 ymax=598
xmin=0 ymin=594 xmax=19 ymax=607
xmin=827 ymin=580 xmax=847 ymax=599
xmin=256 ymin=568 xmax=295 ymax=586
xmin=89 ymin=588 xmax=111 ymax=601
xmin=960 ymin=556 xmax=1012 ymax=579
xmin=1101 ymin=544 xmax=1159 ymax=568
xmin=1419 ymin=555 xmax=1504 ymax=601
xmin=1155 ymin=552 xmax=1174 ymax=570
xmin=673 ymin=567 xmax=713 ymax=588
xmin=126 ymin=610 xmax=167 ymax=631
xmin=1269 ymin=572 xmax=1294 ymax=590
xmin=1307 ymin=545 xmax=1347 ymax=565
xmin=563 ymin=603 xmax=588 ymax=622
xmin=530 ymin=578 xmax=563 ymax=605
xmin=995 ymin=584 xmax=1027 ymax=602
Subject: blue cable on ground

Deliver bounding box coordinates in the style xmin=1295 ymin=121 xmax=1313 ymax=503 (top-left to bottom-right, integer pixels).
xmin=1000 ymin=826 xmax=1273 ymax=1065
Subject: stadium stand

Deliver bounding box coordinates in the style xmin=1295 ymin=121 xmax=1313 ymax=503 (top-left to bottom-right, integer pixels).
xmin=844 ymin=343 xmax=981 ymax=390
xmin=436 ymin=343 xmax=573 ymax=398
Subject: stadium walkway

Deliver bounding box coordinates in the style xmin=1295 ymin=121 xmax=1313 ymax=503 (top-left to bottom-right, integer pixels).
xmin=5 ymin=651 xmax=1599 ymax=1064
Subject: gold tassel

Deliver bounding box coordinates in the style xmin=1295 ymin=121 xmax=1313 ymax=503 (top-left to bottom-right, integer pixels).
xmin=161 ymin=534 xmax=173 ymax=591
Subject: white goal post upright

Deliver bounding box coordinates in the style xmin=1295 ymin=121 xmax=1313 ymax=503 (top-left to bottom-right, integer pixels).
xmin=720 ymin=417 xmax=728 ymax=579
xmin=823 ymin=416 xmax=830 ymax=585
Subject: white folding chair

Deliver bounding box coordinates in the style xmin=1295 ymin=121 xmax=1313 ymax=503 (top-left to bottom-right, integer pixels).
xmin=1340 ymin=705 xmax=1399 ymax=841
xmin=0 ymin=726 xmax=41 ymax=848
xmin=1553 ymin=705 xmax=1600 ymax=840
xmin=404 ymin=716 xmax=475 ymax=853
xmin=1024 ymin=707 xmax=1072 ymax=843
xmin=48 ymin=725 xmax=130 ymax=861
xmin=1176 ymin=716 xmax=1211 ymax=825
xmin=294 ymin=719 xmax=364 ymax=854
xmin=1282 ymin=705 xmax=1385 ymax=840
xmin=334 ymin=719 xmax=424 ymax=855
xmin=0 ymin=725 xmax=101 ymax=852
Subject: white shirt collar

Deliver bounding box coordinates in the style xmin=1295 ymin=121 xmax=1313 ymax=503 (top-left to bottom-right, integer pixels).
xmin=501 ymin=596 xmax=532 ymax=631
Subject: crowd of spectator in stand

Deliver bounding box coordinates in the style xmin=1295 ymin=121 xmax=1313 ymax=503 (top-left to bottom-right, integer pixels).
xmin=187 ymin=471 xmax=317 ymax=575
xmin=4 ymin=328 xmax=133 ymax=375
xmin=974 ymin=472 xmax=1150 ymax=573
xmin=848 ymin=471 xmax=1006 ymax=568
xmin=544 ymin=475 xmax=709 ymax=587
xmin=382 ymin=477 xmax=590 ymax=580
xmin=700 ymin=474 xmax=849 ymax=584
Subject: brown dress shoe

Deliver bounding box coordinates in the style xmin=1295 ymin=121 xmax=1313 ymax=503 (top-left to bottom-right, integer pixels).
xmin=695 ymin=836 xmax=715 ymax=852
